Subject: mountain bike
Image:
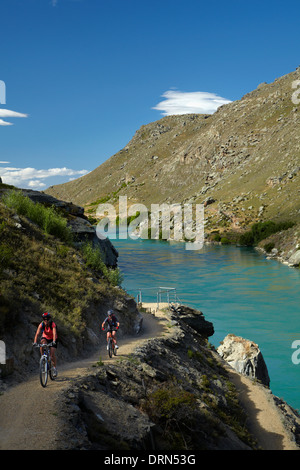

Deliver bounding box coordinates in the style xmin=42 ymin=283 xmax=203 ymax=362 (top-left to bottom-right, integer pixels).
xmin=103 ymin=328 xmax=118 ymax=358
xmin=34 ymin=342 xmax=56 ymax=387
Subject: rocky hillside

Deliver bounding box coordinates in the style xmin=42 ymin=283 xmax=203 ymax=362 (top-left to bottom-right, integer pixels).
xmin=46 ymin=67 xmax=300 ymax=239
xmin=51 ymin=305 xmax=300 ymax=451
xmin=1 ymin=186 xmax=300 ymax=450
xmin=0 ymin=186 xmax=141 ymax=380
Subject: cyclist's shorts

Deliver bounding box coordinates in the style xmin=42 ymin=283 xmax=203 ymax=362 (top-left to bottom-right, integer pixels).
xmin=41 ymin=337 xmax=58 ymax=348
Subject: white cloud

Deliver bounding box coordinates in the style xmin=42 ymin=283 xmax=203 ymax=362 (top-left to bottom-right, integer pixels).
xmin=152 ymin=90 xmax=232 ymax=116
xmin=28 ymin=180 xmax=46 ymax=189
xmin=0 ymin=119 xmax=13 ymax=126
xmin=0 ymin=165 xmax=89 ymax=189
xmin=0 ymin=109 xmax=28 ymax=118
xmin=0 ymin=108 xmax=28 ymax=126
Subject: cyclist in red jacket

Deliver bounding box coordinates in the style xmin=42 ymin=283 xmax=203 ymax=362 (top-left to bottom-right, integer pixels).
xmin=102 ymin=310 xmax=120 ymax=350
xmin=33 ymin=312 xmax=58 ymax=377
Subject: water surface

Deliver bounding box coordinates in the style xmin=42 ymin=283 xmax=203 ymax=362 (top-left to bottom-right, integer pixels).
xmin=112 ymin=237 xmax=300 ymax=411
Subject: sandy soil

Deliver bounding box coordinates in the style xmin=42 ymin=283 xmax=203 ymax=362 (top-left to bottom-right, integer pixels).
xmin=0 ymin=304 xmax=298 ymax=450
xmin=227 ymin=367 xmax=299 ymax=450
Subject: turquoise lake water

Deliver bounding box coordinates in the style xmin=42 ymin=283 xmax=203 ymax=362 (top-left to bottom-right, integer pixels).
xmin=112 ymin=236 xmax=300 ymax=411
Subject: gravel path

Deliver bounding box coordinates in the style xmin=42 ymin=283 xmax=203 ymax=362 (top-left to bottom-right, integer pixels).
xmin=0 ymin=305 xmax=298 ymax=450
xmin=0 ymin=309 xmax=168 ymax=450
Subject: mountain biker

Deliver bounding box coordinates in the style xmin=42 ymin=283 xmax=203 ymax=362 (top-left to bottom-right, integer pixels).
xmin=102 ymin=310 xmax=120 ymax=350
xmin=33 ymin=312 xmax=58 ymax=377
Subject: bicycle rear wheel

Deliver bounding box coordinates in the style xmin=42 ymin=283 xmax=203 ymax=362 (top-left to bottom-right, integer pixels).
xmin=108 ymin=339 xmax=113 ymax=358
xmin=49 ymin=361 xmax=56 ymax=380
xmin=40 ymin=356 xmax=48 ymax=387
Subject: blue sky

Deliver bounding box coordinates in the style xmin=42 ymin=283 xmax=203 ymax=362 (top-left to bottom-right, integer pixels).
xmin=1 ymin=0 xmax=300 ymax=190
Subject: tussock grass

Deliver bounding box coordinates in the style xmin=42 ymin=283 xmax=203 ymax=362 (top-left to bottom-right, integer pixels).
xmin=2 ymin=190 xmax=73 ymax=243
xmin=0 ymin=202 xmax=121 ymax=338
xmin=80 ymin=241 xmax=123 ymax=287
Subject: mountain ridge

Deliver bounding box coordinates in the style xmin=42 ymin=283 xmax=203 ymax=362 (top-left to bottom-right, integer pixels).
xmin=45 ymin=68 xmax=300 ymax=263
xmin=46 ymin=67 xmax=300 ymax=233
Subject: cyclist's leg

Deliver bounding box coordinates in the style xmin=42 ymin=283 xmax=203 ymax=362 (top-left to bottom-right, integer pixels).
xmin=40 ymin=338 xmax=47 ymax=356
xmin=112 ymin=330 xmax=118 ymax=347
xmin=50 ymin=346 xmax=57 ymax=367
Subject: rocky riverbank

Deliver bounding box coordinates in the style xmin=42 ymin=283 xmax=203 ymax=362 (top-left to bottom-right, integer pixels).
xmin=47 ymin=305 xmax=300 ymax=451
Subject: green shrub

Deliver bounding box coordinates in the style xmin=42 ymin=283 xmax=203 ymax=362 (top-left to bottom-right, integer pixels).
xmin=239 ymin=220 xmax=295 ymax=246
xmin=81 ymin=241 xmax=123 ymax=286
xmin=264 ymin=242 xmax=275 ymax=253
xmin=2 ymin=190 xmax=72 ymax=243
xmin=0 ymin=243 xmax=13 ymax=269
xmin=146 ymin=385 xmax=197 ymax=420
xmin=213 ymin=233 xmax=221 ymax=242
xmin=220 ymin=237 xmax=230 ymax=245
xmin=142 ymin=383 xmax=197 ymax=448
xmin=81 ymin=240 xmax=105 ymax=272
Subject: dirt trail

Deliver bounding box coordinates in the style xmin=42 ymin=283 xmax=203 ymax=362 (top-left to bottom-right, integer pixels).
xmin=0 ymin=308 xmax=169 ymax=450
xmin=0 ymin=304 xmax=298 ymax=450
xmin=227 ymin=368 xmax=299 ymax=450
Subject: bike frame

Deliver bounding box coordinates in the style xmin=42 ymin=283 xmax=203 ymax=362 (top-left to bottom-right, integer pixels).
xmin=35 ymin=342 xmax=55 ymax=387
xmin=105 ymin=329 xmax=117 ymax=358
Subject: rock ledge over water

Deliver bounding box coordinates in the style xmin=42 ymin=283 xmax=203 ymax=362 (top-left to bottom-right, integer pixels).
xmin=217 ymin=334 xmax=270 ymax=387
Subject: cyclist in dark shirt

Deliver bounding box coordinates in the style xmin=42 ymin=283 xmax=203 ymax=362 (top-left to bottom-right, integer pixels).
xmin=102 ymin=310 xmax=120 ymax=350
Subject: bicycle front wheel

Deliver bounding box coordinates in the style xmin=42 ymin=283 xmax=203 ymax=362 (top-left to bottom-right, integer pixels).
xmin=40 ymin=356 xmax=48 ymax=387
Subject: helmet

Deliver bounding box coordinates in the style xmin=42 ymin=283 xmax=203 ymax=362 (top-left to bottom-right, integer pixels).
xmin=42 ymin=312 xmax=51 ymax=320
xmin=107 ymin=310 xmax=113 ymax=317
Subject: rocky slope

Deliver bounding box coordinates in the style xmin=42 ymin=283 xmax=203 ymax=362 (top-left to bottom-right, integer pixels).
xmin=0 ymin=186 xmax=140 ymax=380
xmin=47 ymin=306 xmax=300 ymax=451
xmin=20 ymin=188 xmax=119 ymax=267
xmin=46 ymin=67 xmax=300 ymax=238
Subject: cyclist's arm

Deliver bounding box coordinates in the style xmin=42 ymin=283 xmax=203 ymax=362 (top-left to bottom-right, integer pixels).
xmin=52 ymin=326 xmax=57 ymax=343
xmin=34 ymin=324 xmax=42 ymax=343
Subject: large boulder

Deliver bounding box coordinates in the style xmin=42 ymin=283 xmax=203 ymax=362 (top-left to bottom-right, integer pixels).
xmin=288 ymin=250 xmax=300 ymax=267
xmin=217 ymin=334 xmax=270 ymax=386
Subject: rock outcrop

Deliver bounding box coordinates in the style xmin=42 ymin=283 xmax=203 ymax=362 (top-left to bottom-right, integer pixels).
xmin=170 ymin=304 xmax=214 ymax=337
xmin=53 ymin=308 xmax=254 ymax=450
xmin=21 ymin=189 xmax=118 ymax=267
xmin=217 ymin=334 xmax=270 ymax=387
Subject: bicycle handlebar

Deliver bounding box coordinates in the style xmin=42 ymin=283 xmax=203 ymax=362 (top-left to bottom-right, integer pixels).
xmin=33 ymin=342 xmax=55 ymax=348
